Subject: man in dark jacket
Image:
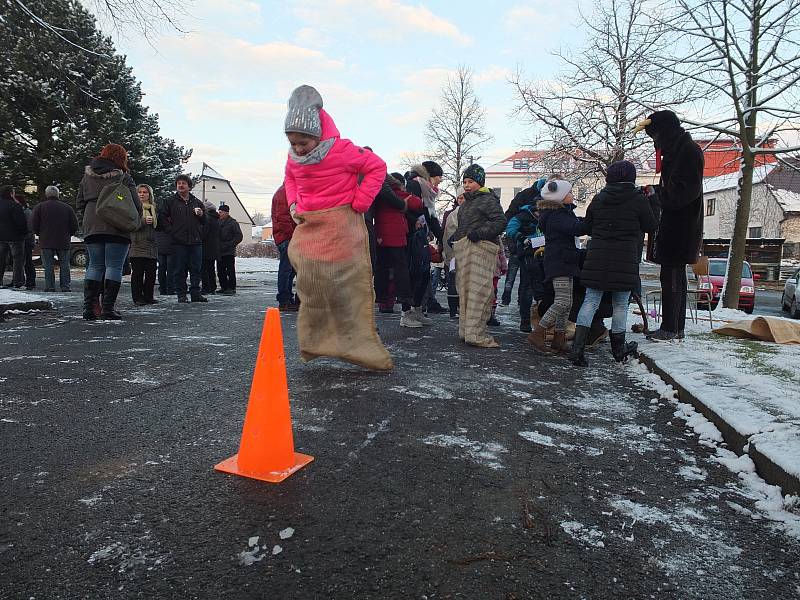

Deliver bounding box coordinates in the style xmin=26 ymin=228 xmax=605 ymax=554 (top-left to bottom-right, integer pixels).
xmin=0 ymin=185 xmax=28 ymax=288
xmin=505 ymin=201 xmax=542 ymax=332
xmin=201 ymin=202 xmax=221 ymax=294
xmin=158 ymin=174 xmax=207 ymax=303
xmin=217 ymin=204 xmax=243 ymax=295
xmin=636 ymin=110 xmax=704 ymax=341
xmin=32 ymin=185 xmax=79 ymax=292
xmin=271 ymin=184 xmax=298 ymax=310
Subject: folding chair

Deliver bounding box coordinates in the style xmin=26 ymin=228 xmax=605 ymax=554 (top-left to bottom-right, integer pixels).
xmin=686 ymin=257 xmax=714 ymax=329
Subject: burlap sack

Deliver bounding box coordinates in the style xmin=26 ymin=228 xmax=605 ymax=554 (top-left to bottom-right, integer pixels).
xmin=454 ymin=238 xmax=498 ymax=347
xmin=713 ymin=316 xmax=800 ymax=344
xmin=288 ymin=205 xmax=393 ymax=371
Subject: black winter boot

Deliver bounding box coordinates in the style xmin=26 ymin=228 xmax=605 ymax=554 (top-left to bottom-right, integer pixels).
xmin=82 ymin=280 xmax=102 ymax=321
xmin=487 ymin=307 xmax=500 ymax=327
xmin=191 ymin=293 xmax=208 ymax=303
xmin=610 ymin=332 xmax=638 ymax=363
xmin=101 ymin=280 xmax=122 ymax=320
xmin=519 ymin=318 xmax=532 ymax=333
xmin=569 ymin=325 xmax=590 ymax=367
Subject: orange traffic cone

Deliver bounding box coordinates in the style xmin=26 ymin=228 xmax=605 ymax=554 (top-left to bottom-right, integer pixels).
xmin=214 ymin=307 xmax=313 ymax=483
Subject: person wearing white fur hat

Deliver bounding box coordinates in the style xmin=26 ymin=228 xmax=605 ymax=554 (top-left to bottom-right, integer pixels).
xmin=528 ymin=179 xmax=586 ymax=354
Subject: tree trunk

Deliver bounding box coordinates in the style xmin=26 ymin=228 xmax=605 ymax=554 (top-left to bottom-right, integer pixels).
xmin=722 ymin=154 xmax=754 ymax=309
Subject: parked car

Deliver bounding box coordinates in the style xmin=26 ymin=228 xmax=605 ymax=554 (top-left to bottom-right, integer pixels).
xmin=781 ymin=268 xmax=800 ymax=318
xmin=697 ymin=258 xmax=757 ymax=314
xmin=30 ymin=236 xmax=88 ymax=267
xmin=4 ymin=236 xmax=87 ymax=270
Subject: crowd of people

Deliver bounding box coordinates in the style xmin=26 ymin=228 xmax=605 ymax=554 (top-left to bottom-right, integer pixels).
xmin=277 ymin=85 xmax=703 ymax=371
xmin=1 ymin=85 xmax=704 ymax=374
xmin=0 ymin=143 xmax=244 ymax=320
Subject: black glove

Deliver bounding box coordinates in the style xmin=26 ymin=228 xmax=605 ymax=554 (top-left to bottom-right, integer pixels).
xmin=467 ymin=231 xmax=480 ymax=243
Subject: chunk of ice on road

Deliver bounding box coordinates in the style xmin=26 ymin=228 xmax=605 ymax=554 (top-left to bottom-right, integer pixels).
xmin=272 ymin=545 xmax=282 ymax=555
xmin=279 ymin=527 xmax=294 ymax=540
xmin=560 ymin=521 xmax=606 ymax=548
xmin=248 ymin=536 xmax=259 ymax=547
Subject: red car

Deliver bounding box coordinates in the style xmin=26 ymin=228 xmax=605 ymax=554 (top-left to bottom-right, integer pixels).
xmin=697 ymin=258 xmax=756 ymax=313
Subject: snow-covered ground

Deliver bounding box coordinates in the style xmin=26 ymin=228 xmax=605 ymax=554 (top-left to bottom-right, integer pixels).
xmin=235 ymin=257 xmax=280 ymax=283
xmin=0 ymin=288 xmax=51 ymax=305
xmin=630 ymin=304 xmax=800 ymax=523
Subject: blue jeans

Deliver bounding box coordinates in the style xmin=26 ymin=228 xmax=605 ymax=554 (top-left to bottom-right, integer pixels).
xmin=577 ymin=288 xmax=630 ymax=333
xmin=172 ymin=244 xmax=202 ymax=296
xmin=86 ymin=242 xmax=129 ymax=282
xmin=0 ymin=240 xmax=25 ymax=287
xmin=276 ymin=240 xmax=296 ymax=303
xmin=42 ymin=248 xmax=71 ymax=290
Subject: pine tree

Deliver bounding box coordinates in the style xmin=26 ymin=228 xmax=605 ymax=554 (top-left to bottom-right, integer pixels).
xmin=0 ymin=0 xmax=191 ymax=207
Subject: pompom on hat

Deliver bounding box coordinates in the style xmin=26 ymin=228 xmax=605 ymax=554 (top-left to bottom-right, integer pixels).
xmin=540 ymin=179 xmax=573 ymax=202
xmin=462 ymin=164 xmax=486 ymax=187
xmin=284 ymin=85 xmax=324 ymax=138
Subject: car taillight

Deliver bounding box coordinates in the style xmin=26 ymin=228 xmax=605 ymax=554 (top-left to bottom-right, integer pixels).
xmin=740 ymin=286 xmax=754 ymax=294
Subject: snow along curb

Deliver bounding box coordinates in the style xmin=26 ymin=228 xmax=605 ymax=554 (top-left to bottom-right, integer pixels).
xmin=0 ymin=299 xmax=53 ymax=314
xmin=635 ymin=351 xmax=800 ymax=497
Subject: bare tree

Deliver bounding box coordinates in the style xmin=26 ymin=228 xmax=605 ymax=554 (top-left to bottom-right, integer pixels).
xmin=250 ymin=211 xmax=268 ymax=226
xmin=425 ymin=66 xmax=493 ymax=199
xmin=510 ymin=0 xmax=689 ymax=184
xmin=654 ymin=0 xmax=800 ymax=308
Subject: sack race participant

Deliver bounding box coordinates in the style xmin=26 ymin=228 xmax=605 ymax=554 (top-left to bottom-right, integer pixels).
xmin=452 ymin=164 xmax=507 ymax=348
xmin=283 ymin=85 xmax=393 ymax=371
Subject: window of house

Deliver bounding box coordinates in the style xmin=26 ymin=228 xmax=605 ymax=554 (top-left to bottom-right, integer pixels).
xmin=706 ymin=197 xmax=716 ymax=216
xmin=748 ymin=226 xmax=763 ymax=238
xmin=512 ymin=159 xmax=529 ymax=170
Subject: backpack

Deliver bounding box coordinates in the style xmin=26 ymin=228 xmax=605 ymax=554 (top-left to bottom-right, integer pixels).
xmin=95 ymin=176 xmax=141 ymax=233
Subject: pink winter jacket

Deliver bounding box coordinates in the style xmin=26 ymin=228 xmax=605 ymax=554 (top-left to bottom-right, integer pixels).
xmin=284 ymin=109 xmax=386 ymax=214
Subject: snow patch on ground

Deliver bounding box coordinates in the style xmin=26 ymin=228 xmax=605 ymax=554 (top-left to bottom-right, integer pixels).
xmin=422 ymin=434 xmax=507 ymax=469
xmin=560 ymin=520 xmax=605 ymax=548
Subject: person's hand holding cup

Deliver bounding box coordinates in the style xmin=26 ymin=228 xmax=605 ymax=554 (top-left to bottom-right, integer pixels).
xmin=194 ymin=207 xmax=203 ymax=217
xmin=144 ymin=214 xmax=154 ymax=225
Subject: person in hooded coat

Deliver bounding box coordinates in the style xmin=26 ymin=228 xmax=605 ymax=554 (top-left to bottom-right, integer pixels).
xmin=76 ymin=143 xmax=141 ymax=320
xmin=635 ymin=110 xmax=704 ymax=342
xmin=570 ymin=160 xmax=657 ymax=366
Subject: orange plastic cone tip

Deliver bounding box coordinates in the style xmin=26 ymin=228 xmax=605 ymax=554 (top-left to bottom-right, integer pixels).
xmin=214 ymin=307 xmax=313 ymax=483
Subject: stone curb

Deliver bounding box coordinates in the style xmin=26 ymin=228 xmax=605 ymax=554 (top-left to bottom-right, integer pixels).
xmin=636 ymin=351 xmax=800 ymax=497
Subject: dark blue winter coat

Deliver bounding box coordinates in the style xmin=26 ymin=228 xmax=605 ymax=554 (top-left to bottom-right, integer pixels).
xmin=537 ymin=198 xmax=586 ymax=282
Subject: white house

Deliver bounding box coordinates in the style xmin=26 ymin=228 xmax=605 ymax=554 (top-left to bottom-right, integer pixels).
xmin=702 ymin=162 xmax=800 ymax=258
xmin=186 ymin=163 xmax=256 ymax=239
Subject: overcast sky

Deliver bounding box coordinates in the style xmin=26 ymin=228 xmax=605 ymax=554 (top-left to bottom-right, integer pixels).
xmin=111 ymin=0 xmax=585 ymax=216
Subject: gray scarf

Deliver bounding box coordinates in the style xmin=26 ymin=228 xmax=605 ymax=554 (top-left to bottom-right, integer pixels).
xmin=289 ymin=138 xmax=336 ymax=166
xmin=415 ymin=176 xmax=439 ymax=215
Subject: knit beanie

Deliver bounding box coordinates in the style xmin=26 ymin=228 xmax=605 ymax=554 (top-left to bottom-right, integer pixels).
xmin=606 ymin=160 xmax=637 ymax=184
xmin=540 ymin=179 xmax=573 ymax=202
xmin=204 ymin=201 xmax=215 ymax=210
xmin=422 ymin=160 xmax=444 ymax=178
xmin=462 ymin=164 xmax=486 ymax=187
xmin=44 ymin=185 xmax=60 ymax=198
xmin=99 ymin=143 xmax=129 ymax=172
xmin=644 ymin=110 xmax=681 ymax=139
xmin=218 ymin=204 xmax=230 ymax=213
xmin=284 ymin=85 xmax=323 ymax=138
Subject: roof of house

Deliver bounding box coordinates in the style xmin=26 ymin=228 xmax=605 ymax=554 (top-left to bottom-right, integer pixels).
xmin=703 ymin=164 xmax=776 ymax=194
xmin=770 ymin=188 xmax=800 ymax=213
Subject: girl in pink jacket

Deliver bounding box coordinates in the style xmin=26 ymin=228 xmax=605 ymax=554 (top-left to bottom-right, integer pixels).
xmin=284 ymin=85 xmax=386 ymax=215
xmin=283 ymin=85 xmax=393 ymax=372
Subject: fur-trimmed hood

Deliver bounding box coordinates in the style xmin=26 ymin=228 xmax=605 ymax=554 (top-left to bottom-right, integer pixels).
xmin=536 ymin=198 xmax=565 ymax=211
xmin=409 ymin=163 xmax=431 ymax=182
xmin=386 ymin=173 xmax=404 ymax=188
xmin=85 ymin=157 xmax=124 ymax=179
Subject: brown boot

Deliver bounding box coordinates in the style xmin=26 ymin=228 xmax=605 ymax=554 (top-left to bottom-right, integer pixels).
xmin=527 ymin=325 xmax=552 ymax=354
xmin=551 ymin=331 xmax=568 ymax=354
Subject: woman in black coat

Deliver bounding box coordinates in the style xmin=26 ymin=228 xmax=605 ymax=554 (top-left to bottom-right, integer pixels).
xmin=570 ymin=161 xmax=656 ymax=366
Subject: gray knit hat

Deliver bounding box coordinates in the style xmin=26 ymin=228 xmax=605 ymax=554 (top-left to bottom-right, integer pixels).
xmin=45 ymin=185 xmax=60 ymax=198
xmin=284 ymin=85 xmax=323 ymax=138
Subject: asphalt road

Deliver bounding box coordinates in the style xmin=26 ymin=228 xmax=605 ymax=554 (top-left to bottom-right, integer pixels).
xmin=1 ymin=276 xmax=799 ymax=599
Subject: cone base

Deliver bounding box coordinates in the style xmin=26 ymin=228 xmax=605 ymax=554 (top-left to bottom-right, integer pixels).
xmin=214 ymin=452 xmax=314 ymax=483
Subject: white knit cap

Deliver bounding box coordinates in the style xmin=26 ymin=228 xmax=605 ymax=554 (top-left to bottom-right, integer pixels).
xmin=285 ymin=85 xmax=323 ymax=137
xmin=456 ymin=185 xmax=465 ymax=197
xmin=540 ymin=179 xmax=573 ymax=202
